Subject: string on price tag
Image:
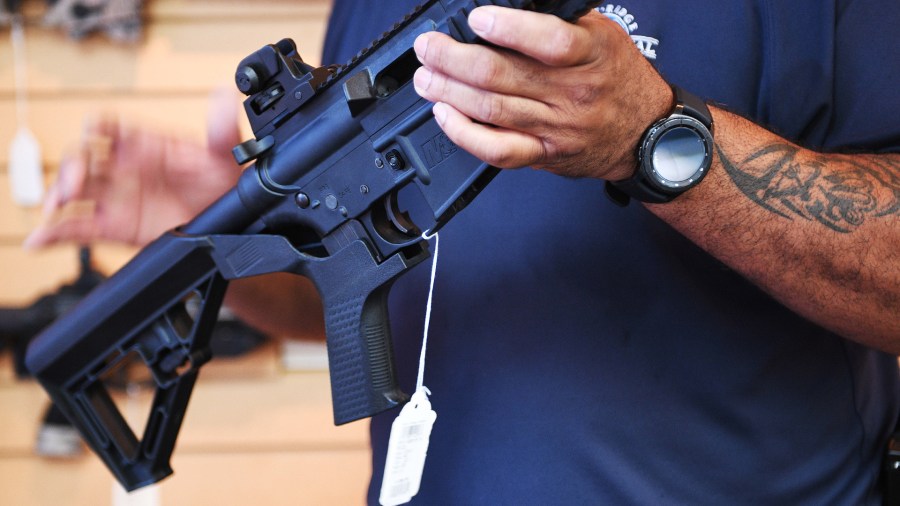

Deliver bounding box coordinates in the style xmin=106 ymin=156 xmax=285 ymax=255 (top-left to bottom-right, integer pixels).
xmin=379 ymin=232 xmax=440 ymax=506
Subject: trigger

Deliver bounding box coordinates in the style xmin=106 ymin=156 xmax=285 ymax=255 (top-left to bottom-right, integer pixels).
xmin=385 ymin=192 xmax=420 ymax=236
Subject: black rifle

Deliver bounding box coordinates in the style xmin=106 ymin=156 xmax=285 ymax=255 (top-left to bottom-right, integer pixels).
xmin=26 ymin=0 xmax=600 ymax=491
xmin=0 ymin=248 xmax=103 ymax=458
xmin=1 ymin=247 xmax=104 ymax=377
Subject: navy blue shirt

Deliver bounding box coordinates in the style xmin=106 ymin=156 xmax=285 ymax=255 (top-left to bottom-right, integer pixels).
xmin=322 ymin=1 xmax=900 ymax=504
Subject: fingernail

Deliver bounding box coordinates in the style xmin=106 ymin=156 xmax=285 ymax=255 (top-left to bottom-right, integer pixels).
xmin=413 ymin=34 xmax=429 ymax=62
xmin=433 ymin=102 xmax=448 ymax=126
xmin=414 ymin=68 xmax=433 ymax=96
xmin=468 ymin=8 xmax=494 ymax=35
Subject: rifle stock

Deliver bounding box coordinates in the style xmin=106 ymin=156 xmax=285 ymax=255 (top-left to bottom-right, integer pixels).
xmin=26 ymin=0 xmax=600 ymax=491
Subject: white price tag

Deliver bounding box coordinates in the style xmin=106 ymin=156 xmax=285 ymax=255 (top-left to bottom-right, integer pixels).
xmin=380 ymin=232 xmax=441 ymax=505
xmin=379 ymin=389 xmax=437 ymax=505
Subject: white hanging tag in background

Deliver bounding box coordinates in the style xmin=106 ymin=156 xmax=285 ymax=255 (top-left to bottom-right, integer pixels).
xmin=8 ymin=14 xmax=44 ymax=207
xmin=379 ymin=388 xmax=437 ymax=506
xmin=10 ymin=127 xmax=44 ymax=206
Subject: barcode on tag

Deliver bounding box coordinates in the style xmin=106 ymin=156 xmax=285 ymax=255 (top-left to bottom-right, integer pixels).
xmin=388 ymin=478 xmax=411 ymax=498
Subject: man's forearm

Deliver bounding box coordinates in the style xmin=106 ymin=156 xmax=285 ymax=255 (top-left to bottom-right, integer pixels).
xmin=651 ymin=107 xmax=900 ymax=352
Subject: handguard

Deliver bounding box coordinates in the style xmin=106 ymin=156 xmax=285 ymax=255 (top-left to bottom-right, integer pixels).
xmin=26 ymin=0 xmax=601 ymax=491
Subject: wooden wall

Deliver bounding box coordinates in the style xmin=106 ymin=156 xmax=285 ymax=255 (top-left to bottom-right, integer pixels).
xmin=0 ymin=0 xmax=333 ymax=304
xmin=0 ymin=1 xmax=374 ymax=504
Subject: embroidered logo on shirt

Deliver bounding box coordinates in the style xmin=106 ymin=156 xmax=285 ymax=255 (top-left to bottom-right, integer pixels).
xmin=596 ymin=4 xmax=659 ymax=60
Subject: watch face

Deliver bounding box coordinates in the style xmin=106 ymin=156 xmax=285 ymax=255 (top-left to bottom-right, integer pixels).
xmin=647 ymin=115 xmax=712 ymax=189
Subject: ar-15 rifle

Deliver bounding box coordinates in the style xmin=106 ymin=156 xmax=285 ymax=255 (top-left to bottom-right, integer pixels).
xmin=1 ymin=247 xmax=104 ymax=377
xmin=26 ymin=0 xmax=600 ymax=491
xmin=0 ymin=248 xmax=103 ymax=458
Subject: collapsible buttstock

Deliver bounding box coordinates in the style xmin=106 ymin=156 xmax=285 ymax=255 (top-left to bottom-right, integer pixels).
xmin=25 ymin=233 xmax=228 ymax=491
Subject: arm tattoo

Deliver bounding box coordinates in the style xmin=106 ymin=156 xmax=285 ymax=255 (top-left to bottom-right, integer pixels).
xmin=718 ymin=144 xmax=900 ymax=233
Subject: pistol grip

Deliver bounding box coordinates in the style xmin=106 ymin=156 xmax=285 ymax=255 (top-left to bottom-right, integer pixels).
xmin=324 ymin=282 xmax=407 ymax=425
xmin=309 ymin=240 xmax=427 ymax=425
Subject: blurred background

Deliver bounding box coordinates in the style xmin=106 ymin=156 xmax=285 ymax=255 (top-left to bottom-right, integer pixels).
xmin=0 ymin=0 xmax=372 ymax=504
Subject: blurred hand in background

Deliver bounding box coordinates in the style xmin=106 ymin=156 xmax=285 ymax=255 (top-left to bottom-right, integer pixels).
xmin=25 ymin=85 xmax=244 ymax=249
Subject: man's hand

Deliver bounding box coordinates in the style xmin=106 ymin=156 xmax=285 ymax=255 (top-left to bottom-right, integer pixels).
xmin=412 ymin=6 xmax=671 ymax=181
xmin=24 ymin=87 xmax=243 ymax=249
xmin=415 ymin=6 xmax=900 ymax=351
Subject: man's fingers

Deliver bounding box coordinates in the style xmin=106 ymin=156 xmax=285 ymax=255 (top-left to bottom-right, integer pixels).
xmin=414 ymin=66 xmax=547 ymax=131
xmin=23 ymin=200 xmax=98 ymax=249
xmin=413 ymin=9 xmax=611 ymax=112
xmin=81 ymin=113 xmax=119 ymax=152
xmin=432 ymin=102 xmax=545 ymax=169
xmin=414 ymin=31 xmax=547 ymax=99
xmin=52 ymin=151 xmax=90 ymax=207
xmin=467 ymin=6 xmax=600 ymax=67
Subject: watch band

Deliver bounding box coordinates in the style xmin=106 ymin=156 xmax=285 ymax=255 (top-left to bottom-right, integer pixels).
xmin=604 ymin=171 xmax=673 ymax=205
xmin=605 ymin=85 xmax=714 ymax=207
xmin=674 ymin=86 xmax=713 ymax=130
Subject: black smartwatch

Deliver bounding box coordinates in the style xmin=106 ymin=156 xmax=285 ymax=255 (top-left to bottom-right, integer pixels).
xmin=605 ymin=85 xmax=714 ymax=206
